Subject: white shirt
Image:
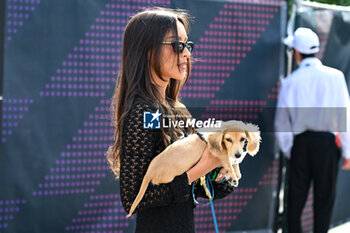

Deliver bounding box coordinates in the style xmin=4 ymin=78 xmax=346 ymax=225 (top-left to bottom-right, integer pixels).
xmin=275 ymin=57 xmax=350 ymax=159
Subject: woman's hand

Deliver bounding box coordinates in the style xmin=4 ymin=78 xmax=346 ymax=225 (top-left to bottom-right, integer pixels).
xmin=186 ymin=145 xmax=221 ymax=184
xmin=215 ymin=168 xmax=228 ymax=182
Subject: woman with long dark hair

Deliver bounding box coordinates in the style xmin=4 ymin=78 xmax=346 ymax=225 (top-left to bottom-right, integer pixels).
xmin=107 ymin=7 xmax=233 ymax=233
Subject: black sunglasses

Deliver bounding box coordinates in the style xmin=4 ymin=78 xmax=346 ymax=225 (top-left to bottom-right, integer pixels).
xmin=162 ymin=41 xmax=194 ymax=54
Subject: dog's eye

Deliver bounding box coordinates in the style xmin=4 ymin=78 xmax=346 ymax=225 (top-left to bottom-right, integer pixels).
xmin=240 ymin=137 xmax=245 ymax=142
xmin=225 ymin=138 xmax=232 ymax=143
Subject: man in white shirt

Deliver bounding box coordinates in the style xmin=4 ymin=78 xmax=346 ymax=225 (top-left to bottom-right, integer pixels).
xmin=275 ymin=27 xmax=350 ymax=233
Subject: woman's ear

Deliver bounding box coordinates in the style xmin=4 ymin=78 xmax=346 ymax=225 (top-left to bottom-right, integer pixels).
xmin=245 ymin=123 xmax=261 ymax=156
xmin=207 ymin=131 xmax=224 ymax=153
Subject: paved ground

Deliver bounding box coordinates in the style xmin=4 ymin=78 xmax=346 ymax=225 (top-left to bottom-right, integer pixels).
xmin=329 ymin=222 xmax=350 ymax=233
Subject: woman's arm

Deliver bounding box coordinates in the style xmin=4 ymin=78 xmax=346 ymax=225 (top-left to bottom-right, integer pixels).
xmin=186 ymin=146 xmax=221 ymax=183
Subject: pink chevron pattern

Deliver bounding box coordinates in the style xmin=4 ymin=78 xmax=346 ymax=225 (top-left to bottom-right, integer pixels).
xmin=201 ymin=81 xmax=280 ymax=121
xmin=0 ymin=199 xmax=26 ymax=232
xmin=1 ymin=98 xmax=34 ymax=143
xmin=197 ymin=0 xmax=283 ymax=141
xmin=40 ymin=0 xmax=170 ymax=98
xmin=32 ymin=99 xmax=112 ymax=196
xmin=5 ymin=0 xmax=41 ymax=42
xmin=65 ymin=194 xmax=131 ymax=232
xmin=180 ymin=1 xmax=281 ymax=99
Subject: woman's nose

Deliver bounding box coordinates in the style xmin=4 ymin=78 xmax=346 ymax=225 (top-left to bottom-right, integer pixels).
xmin=182 ymin=46 xmax=191 ymax=58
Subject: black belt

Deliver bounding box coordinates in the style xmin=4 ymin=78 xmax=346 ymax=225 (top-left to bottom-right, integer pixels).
xmin=299 ymin=130 xmax=334 ymax=138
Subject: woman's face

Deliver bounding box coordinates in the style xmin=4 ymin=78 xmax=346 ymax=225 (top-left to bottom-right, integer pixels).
xmin=155 ymin=20 xmax=191 ymax=83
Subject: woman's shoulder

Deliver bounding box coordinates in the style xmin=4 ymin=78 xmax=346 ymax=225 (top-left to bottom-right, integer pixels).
xmin=125 ymin=97 xmax=159 ymax=123
xmin=122 ymin=97 xmax=161 ymax=140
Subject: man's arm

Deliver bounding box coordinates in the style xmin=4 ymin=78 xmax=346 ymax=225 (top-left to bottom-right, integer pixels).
xmin=274 ymin=80 xmax=293 ymax=158
xmin=336 ymin=72 xmax=350 ymax=170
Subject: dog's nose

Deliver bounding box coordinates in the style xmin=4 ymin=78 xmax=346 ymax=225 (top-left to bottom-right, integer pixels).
xmin=235 ymin=153 xmax=241 ymax=158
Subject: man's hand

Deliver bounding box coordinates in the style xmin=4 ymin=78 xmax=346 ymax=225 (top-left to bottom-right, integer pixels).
xmin=342 ymin=158 xmax=350 ymax=170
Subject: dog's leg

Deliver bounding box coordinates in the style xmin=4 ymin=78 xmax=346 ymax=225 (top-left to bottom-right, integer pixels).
xmin=233 ymin=164 xmax=241 ymax=180
xmin=231 ymin=166 xmax=239 ymax=187
xmin=220 ymin=158 xmax=239 ymax=187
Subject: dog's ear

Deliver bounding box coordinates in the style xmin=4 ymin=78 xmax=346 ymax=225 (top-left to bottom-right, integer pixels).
xmin=245 ymin=123 xmax=261 ymax=156
xmin=207 ymin=131 xmax=225 ymax=153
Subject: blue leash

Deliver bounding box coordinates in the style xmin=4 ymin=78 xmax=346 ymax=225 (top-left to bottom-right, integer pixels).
xmin=192 ymin=174 xmax=225 ymax=233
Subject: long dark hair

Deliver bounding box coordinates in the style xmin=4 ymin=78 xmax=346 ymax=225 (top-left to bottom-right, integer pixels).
xmin=107 ymin=7 xmax=194 ymax=178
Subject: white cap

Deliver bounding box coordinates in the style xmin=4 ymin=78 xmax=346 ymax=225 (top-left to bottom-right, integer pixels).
xmin=283 ymin=27 xmax=320 ymax=54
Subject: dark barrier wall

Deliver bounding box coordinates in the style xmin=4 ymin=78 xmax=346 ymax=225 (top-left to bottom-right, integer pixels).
xmin=296 ymin=8 xmax=350 ymax=232
xmin=0 ymin=0 xmax=286 ymax=232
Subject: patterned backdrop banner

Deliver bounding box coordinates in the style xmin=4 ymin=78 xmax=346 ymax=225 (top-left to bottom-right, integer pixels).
xmin=0 ymin=0 xmax=286 ymax=232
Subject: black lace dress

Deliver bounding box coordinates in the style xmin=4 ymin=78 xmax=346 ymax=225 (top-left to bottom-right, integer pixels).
xmin=119 ymin=98 xmax=234 ymax=233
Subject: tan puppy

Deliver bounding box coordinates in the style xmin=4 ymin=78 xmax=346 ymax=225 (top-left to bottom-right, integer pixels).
xmin=127 ymin=120 xmax=261 ymax=217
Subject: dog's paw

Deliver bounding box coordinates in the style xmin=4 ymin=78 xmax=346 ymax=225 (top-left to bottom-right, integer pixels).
xmin=232 ymin=180 xmax=239 ymax=187
xmin=227 ymin=177 xmax=239 ymax=187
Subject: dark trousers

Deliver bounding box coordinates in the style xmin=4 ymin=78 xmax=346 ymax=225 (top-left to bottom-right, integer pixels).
xmin=287 ymin=131 xmax=340 ymax=233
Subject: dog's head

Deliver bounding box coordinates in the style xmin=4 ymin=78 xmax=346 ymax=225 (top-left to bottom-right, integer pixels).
xmin=207 ymin=120 xmax=261 ymax=164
